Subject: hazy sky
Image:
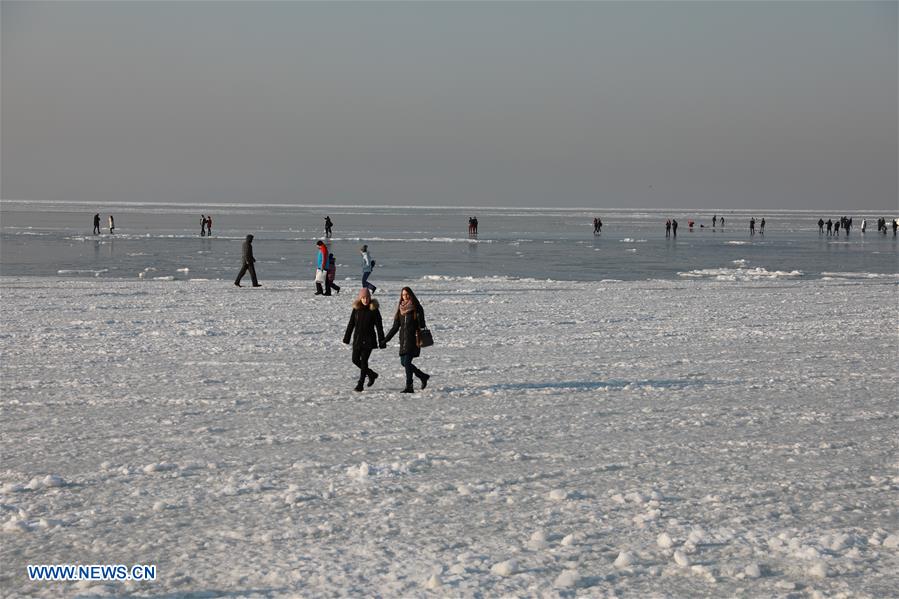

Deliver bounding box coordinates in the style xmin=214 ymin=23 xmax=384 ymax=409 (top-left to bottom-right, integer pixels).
xmin=2 ymin=1 xmax=896 ymax=210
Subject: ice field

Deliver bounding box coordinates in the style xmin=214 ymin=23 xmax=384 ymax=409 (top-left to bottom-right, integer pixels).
xmin=1 ymin=274 xmax=897 ymax=597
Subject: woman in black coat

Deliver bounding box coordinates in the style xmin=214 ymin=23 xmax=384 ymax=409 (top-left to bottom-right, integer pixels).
xmin=383 ymin=287 xmax=430 ymax=393
xmin=343 ymin=288 xmax=386 ymax=392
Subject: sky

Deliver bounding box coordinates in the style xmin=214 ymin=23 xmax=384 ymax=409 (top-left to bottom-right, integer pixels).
xmin=1 ymin=1 xmax=896 ymax=210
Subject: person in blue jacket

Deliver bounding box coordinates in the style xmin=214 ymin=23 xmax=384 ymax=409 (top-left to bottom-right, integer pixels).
xmin=314 ymin=240 xmax=328 ymax=295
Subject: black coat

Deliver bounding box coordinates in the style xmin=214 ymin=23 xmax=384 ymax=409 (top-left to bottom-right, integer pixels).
xmin=344 ymin=299 xmax=386 ymax=351
xmin=242 ymin=235 xmax=256 ymax=264
xmin=384 ymin=305 xmax=425 ymax=358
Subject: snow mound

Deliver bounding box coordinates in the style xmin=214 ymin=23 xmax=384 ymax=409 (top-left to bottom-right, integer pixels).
xmin=491 ymin=560 xmax=518 ymax=577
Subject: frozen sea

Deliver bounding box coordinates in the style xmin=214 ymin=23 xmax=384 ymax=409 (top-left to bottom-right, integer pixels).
xmin=2 ymin=200 xmax=897 ymax=282
xmin=1 ymin=201 xmax=898 ymax=598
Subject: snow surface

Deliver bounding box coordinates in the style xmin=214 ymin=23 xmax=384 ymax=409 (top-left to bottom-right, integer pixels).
xmin=1 ymin=276 xmax=897 ymax=597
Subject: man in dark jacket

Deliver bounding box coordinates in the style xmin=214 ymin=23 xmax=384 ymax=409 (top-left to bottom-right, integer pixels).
xmin=343 ymin=288 xmax=386 ymax=391
xmin=235 ymin=234 xmax=261 ymax=287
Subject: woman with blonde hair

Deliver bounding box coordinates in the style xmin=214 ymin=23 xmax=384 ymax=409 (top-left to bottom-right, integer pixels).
xmin=343 ymin=288 xmax=386 ymax=392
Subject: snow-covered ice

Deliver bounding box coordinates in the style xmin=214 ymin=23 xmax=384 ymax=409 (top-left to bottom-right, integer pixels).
xmin=1 ymin=275 xmax=897 ymax=597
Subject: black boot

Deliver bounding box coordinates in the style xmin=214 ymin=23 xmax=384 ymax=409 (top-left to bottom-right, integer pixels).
xmin=367 ymin=371 xmax=378 ymax=387
xmin=354 ymin=380 xmax=364 ymax=392
xmin=401 ymin=386 xmax=414 ymax=393
xmin=419 ymin=373 xmax=430 ymax=390
xmin=315 ymin=283 xmax=324 ymax=295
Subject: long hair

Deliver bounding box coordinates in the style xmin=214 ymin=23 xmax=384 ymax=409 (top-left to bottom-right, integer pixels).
xmin=394 ymin=286 xmax=422 ymax=320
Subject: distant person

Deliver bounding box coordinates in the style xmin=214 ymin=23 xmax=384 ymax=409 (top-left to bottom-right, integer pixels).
xmin=93 ymin=213 xmax=101 ymax=235
xmin=672 ymin=219 xmax=678 ymax=238
xmin=314 ymin=240 xmax=329 ymax=295
xmin=593 ymin=218 xmax=599 ymax=235
xmin=468 ymin=217 xmax=475 ymax=236
xmin=893 ymin=219 xmax=898 ymax=236
xmin=383 ymin=286 xmax=430 ymax=393
xmin=206 ymin=215 xmax=213 ymax=236
xmin=720 ymin=216 xmax=725 ymax=229
xmin=818 ymin=218 xmax=824 ymax=234
xmin=834 ymin=220 xmax=840 ymax=236
xmin=200 ymin=215 xmax=207 ymax=237
xmin=343 ymin=288 xmax=386 ymax=392
xmin=826 ymin=219 xmax=833 ymax=236
xmin=861 ymin=218 xmax=867 ymax=233
xmin=665 ymin=219 xmax=671 ymax=238
xmin=472 ymin=217 xmax=479 ymax=236
xmin=326 ymin=252 xmax=340 ymax=296
xmin=234 ymin=234 xmax=261 ymax=287
xmin=846 ymin=217 xmax=852 ymax=235
xmin=108 ymin=215 xmax=115 ymax=234
xmin=360 ymin=244 xmax=377 ymax=293
xmin=749 ymin=217 xmax=755 ymax=236
xmin=712 ymin=214 xmax=717 ymax=228
xmin=596 ymin=218 xmax=602 ymax=235
xmin=759 ymin=218 xmax=765 ymax=235
xmin=324 ymin=216 xmax=333 ymax=238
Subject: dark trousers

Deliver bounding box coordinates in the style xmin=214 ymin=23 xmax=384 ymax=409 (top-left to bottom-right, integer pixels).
xmin=326 ymin=279 xmax=340 ymax=295
xmin=362 ymin=271 xmax=376 ymax=291
xmin=352 ymin=347 xmax=374 ymax=382
xmin=400 ymin=354 xmax=425 ymax=388
xmin=235 ymin=262 xmax=258 ymax=286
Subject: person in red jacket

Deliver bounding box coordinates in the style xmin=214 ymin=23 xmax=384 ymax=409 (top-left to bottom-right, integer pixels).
xmin=314 ymin=240 xmax=328 ymax=295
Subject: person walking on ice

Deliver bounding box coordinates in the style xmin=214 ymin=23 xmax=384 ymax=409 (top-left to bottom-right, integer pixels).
xmin=326 ymin=252 xmax=340 ymax=296
xmin=314 ymin=240 xmax=328 ymax=295
xmin=360 ymin=245 xmax=377 ymax=293
xmin=93 ymin=213 xmax=101 ymax=235
xmin=108 ymin=215 xmax=115 ymax=234
xmin=383 ymin=287 xmax=431 ymax=393
xmin=343 ymin=288 xmax=386 ymax=392
xmin=234 ymin=234 xmax=261 ymax=287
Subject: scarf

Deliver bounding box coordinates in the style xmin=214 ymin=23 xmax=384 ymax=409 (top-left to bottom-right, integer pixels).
xmin=399 ymin=299 xmax=415 ymax=315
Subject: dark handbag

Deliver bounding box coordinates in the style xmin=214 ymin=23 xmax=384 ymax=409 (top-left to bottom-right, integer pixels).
xmin=416 ymin=327 xmax=434 ymax=348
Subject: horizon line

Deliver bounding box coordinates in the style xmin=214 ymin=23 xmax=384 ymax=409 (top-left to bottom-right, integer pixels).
xmin=1 ymin=199 xmax=893 ymax=215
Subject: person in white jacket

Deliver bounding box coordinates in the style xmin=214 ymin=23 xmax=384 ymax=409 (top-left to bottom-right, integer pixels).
xmin=360 ymin=245 xmax=377 ymax=293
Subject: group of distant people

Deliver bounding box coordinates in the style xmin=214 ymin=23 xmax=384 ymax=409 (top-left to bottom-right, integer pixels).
xmin=592 ymin=218 xmax=603 ymax=235
xmin=664 ymin=215 xmax=729 ymax=238
xmin=817 ymin=216 xmax=896 ymax=236
xmin=665 ymin=219 xmax=678 ymax=237
xmin=92 ymin=213 xmax=115 ymax=235
xmin=748 ymin=217 xmax=765 ymax=236
xmin=200 ymin=215 xmax=213 ymax=236
xmin=468 ymin=217 xmax=479 ymax=237
xmin=234 ymin=234 xmax=431 ymax=393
